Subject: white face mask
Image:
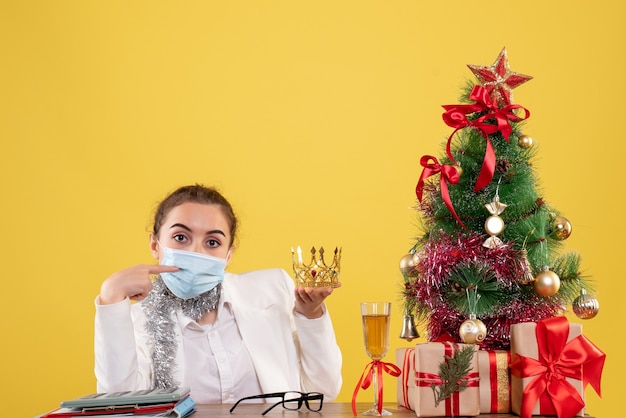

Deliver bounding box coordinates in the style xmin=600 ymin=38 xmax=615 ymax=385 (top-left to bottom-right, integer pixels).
xmin=158 ymin=244 xmax=228 ymax=299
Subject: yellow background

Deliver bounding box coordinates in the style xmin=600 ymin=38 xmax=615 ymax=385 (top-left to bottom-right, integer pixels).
xmin=1 ymin=1 xmax=622 ymax=416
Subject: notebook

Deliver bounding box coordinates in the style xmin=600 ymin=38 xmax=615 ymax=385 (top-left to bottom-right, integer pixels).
xmin=59 ymin=387 xmax=190 ymax=409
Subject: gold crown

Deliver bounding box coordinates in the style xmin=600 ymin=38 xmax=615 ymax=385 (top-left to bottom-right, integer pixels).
xmin=291 ymin=246 xmax=341 ymax=288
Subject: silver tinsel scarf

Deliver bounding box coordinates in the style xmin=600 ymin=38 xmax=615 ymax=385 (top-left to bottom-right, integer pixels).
xmin=142 ymin=277 xmax=221 ymax=388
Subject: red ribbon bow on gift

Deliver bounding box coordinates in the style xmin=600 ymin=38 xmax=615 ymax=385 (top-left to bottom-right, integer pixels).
xmin=415 ymin=155 xmax=466 ymax=230
xmin=441 ymin=85 xmax=530 ymax=192
xmin=510 ymin=316 xmax=606 ymax=418
xmin=351 ymin=360 xmax=401 ymax=416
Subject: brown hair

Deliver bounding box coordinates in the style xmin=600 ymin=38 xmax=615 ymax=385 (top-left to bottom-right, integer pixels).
xmin=152 ymin=184 xmax=238 ymax=246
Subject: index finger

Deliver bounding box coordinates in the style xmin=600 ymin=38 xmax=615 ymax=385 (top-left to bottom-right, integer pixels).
xmin=148 ymin=265 xmax=180 ymax=274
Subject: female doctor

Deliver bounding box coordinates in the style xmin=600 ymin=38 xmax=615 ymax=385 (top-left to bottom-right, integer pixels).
xmin=94 ymin=184 xmax=342 ymax=404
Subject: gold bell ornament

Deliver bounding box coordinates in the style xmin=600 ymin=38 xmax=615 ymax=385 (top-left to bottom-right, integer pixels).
xmin=399 ymin=311 xmax=420 ymax=341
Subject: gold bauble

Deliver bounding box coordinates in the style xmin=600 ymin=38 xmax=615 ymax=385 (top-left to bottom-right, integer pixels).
xmin=484 ymin=215 xmax=505 ymax=236
xmin=399 ymin=254 xmax=414 ymax=274
xmin=454 ymin=164 xmax=463 ymax=178
xmin=399 ymin=252 xmax=420 ymax=275
xmin=533 ymin=267 xmax=561 ymax=296
xmin=518 ymin=134 xmax=534 ymax=149
xmin=572 ymin=289 xmax=599 ymax=319
xmin=551 ymin=216 xmax=572 ymax=240
xmin=459 ymin=317 xmax=487 ymax=344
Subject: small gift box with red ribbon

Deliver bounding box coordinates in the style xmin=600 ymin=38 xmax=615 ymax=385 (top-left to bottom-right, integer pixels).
xmin=477 ymin=349 xmax=511 ymax=413
xmin=396 ymin=342 xmax=480 ymax=417
xmin=396 ymin=347 xmax=416 ymax=410
xmin=510 ymin=316 xmax=606 ymax=418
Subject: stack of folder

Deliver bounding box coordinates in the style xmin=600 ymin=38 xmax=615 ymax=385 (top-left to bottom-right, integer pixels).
xmin=36 ymin=387 xmax=196 ymax=418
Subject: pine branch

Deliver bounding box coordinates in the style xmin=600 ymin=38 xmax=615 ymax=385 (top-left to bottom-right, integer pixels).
xmin=445 ymin=263 xmax=502 ymax=316
xmin=430 ymin=345 xmax=476 ymax=408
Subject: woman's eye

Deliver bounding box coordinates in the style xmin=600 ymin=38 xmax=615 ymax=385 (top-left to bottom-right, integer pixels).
xmin=173 ymin=234 xmax=187 ymax=243
xmin=207 ymin=239 xmax=220 ymax=248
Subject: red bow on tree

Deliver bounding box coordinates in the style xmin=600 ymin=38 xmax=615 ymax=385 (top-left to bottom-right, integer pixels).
xmin=415 ymin=155 xmax=466 ymax=230
xmin=510 ymin=316 xmax=605 ymax=418
xmin=441 ymin=85 xmax=530 ymax=192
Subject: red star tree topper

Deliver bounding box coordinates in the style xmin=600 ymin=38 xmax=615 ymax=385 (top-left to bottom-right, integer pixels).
xmin=467 ymin=47 xmax=533 ymax=106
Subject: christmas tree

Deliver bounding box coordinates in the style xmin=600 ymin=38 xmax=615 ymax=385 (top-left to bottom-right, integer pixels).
xmin=400 ymin=48 xmax=600 ymax=350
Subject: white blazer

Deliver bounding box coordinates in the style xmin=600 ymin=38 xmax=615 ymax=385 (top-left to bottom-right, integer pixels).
xmin=94 ymin=268 xmax=343 ymax=401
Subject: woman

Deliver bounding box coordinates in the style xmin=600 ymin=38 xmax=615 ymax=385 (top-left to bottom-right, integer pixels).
xmin=95 ymin=184 xmax=342 ymax=403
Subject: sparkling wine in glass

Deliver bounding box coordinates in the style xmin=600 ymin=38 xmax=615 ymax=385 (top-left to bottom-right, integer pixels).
xmin=361 ymin=302 xmax=392 ymax=416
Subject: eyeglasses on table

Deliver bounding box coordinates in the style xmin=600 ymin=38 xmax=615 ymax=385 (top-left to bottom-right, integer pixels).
xmin=229 ymin=391 xmax=324 ymax=415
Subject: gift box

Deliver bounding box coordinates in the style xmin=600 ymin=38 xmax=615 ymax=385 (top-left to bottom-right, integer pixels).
xmin=396 ymin=347 xmax=416 ymax=410
xmin=477 ymin=349 xmax=511 ymax=413
xmin=510 ymin=316 xmax=605 ymax=418
xmin=397 ymin=342 xmax=480 ymax=417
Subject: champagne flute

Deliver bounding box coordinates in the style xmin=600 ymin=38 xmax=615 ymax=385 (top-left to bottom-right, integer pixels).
xmin=360 ymin=302 xmax=392 ymax=416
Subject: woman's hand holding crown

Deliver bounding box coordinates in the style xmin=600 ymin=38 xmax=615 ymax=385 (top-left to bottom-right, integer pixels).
xmin=294 ymin=283 xmax=341 ymax=319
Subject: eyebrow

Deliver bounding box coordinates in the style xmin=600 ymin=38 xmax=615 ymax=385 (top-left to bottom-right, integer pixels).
xmin=169 ymin=223 xmax=226 ymax=237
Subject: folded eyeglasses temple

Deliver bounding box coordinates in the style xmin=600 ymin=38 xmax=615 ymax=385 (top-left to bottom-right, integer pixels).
xmin=230 ymin=392 xmax=323 ymax=415
xmin=230 ymin=393 xmax=290 ymax=413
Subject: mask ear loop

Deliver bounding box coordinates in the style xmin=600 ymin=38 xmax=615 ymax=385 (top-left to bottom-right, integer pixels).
xmin=225 ymin=248 xmax=233 ymax=266
xmin=155 ymin=238 xmax=171 ymax=257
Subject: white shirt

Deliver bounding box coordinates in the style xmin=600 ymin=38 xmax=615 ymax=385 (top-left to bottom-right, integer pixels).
xmin=95 ymin=269 xmax=343 ymax=401
xmin=179 ymin=292 xmax=262 ymax=404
